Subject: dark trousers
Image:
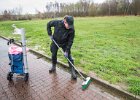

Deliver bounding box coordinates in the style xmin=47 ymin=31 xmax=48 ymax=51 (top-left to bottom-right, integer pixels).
xmin=50 ymin=42 xmax=74 ymax=67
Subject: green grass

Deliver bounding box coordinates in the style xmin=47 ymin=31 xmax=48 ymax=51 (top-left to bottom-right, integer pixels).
xmin=0 ymin=16 xmax=140 ymax=95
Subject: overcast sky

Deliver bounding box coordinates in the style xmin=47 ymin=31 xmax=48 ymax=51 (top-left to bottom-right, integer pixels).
xmin=0 ymin=0 xmax=105 ymax=14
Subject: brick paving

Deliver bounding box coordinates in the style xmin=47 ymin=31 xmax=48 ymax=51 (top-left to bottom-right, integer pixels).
xmin=0 ymin=38 xmax=122 ymax=100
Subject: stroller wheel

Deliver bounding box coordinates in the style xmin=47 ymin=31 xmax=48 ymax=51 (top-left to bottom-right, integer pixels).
xmin=7 ymin=72 xmax=13 ymax=81
xmin=24 ymin=73 xmax=29 ymax=82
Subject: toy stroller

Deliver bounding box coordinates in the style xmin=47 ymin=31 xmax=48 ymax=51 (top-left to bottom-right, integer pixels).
xmin=7 ymin=27 xmax=29 ymax=82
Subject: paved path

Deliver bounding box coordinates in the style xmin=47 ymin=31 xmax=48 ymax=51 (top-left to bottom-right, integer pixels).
xmin=0 ymin=38 xmax=122 ymax=100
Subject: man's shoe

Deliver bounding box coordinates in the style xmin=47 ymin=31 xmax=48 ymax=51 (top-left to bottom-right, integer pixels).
xmin=71 ymin=67 xmax=77 ymax=80
xmin=49 ymin=64 xmax=56 ymax=73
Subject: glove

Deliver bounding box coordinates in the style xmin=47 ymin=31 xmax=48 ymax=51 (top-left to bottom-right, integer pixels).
xmin=64 ymin=52 xmax=68 ymax=58
xmin=49 ymin=35 xmax=53 ymax=40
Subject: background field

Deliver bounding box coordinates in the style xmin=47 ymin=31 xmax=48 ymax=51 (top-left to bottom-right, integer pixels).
xmin=0 ymin=16 xmax=140 ymax=95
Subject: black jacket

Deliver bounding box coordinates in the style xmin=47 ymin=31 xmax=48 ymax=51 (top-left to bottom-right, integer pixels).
xmin=47 ymin=20 xmax=75 ymax=52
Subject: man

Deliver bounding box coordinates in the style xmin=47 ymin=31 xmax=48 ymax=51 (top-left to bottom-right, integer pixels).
xmin=47 ymin=15 xmax=77 ymax=80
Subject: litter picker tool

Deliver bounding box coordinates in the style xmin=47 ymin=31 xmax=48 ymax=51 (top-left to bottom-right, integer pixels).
xmin=52 ymin=39 xmax=92 ymax=90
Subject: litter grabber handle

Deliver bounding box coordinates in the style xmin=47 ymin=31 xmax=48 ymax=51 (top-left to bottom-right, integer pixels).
xmin=7 ymin=39 xmax=15 ymax=45
xmin=52 ymin=39 xmax=86 ymax=80
xmin=7 ymin=38 xmax=22 ymax=46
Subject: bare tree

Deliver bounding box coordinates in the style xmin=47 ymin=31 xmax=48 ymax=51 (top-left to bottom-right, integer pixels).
xmin=1 ymin=0 xmax=140 ymax=20
xmin=132 ymin=0 xmax=140 ymax=15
